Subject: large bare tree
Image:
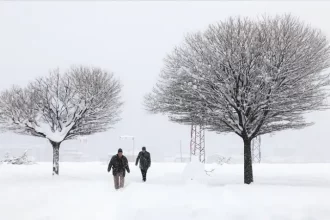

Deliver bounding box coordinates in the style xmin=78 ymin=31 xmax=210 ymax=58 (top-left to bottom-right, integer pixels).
xmin=145 ymin=15 xmax=330 ymax=184
xmin=0 ymin=66 xmax=123 ymax=175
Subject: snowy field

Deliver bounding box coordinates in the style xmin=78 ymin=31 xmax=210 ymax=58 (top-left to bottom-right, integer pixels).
xmin=1 ymin=162 xmax=330 ymax=220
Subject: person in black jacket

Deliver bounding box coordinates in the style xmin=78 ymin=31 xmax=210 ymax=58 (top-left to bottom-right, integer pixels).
xmin=107 ymin=148 xmax=130 ymax=189
xmin=135 ymin=146 xmax=151 ymax=182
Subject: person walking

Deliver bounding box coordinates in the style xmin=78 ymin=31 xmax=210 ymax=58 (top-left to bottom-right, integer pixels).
xmin=107 ymin=148 xmax=130 ymax=190
xmin=135 ymin=146 xmax=151 ymax=182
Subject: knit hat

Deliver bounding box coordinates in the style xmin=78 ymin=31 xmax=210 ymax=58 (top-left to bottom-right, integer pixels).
xmin=118 ymin=148 xmax=123 ymax=153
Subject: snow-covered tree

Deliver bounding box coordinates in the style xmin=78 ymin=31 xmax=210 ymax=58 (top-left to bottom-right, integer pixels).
xmin=0 ymin=66 xmax=123 ymax=175
xmin=2 ymin=152 xmax=12 ymax=163
xmin=145 ymin=15 xmax=330 ymax=184
xmin=1 ymin=150 xmax=36 ymax=165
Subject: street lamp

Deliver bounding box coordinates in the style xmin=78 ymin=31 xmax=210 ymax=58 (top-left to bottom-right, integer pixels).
xmin=119 ymin=135 xmax=135 ymax=161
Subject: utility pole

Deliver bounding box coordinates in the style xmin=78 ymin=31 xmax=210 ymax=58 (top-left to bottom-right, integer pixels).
xmin=119 ymin=135 xmax=135 ymax=162
xmin=180 ymin=140 xmax=182 ymax=162
xmin=132 ymin=137 xmax=135 ymax=160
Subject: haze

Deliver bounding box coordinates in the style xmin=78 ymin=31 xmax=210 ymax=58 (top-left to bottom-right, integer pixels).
xmin=1 ymin=1 xmax=330 ymax=162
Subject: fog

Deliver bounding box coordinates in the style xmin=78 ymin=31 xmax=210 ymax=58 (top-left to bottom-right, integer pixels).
xmin=1 ymin=1 xmax=330 ymax=162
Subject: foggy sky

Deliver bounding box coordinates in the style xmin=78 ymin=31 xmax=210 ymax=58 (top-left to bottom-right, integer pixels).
xmin=1 ymin=1 xmax=330 ymax=162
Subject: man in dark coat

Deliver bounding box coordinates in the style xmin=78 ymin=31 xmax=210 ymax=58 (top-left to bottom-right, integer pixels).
xmin=108 ymin=148 xmax=130 ymax=189
xmin=135 ymin=146 xmax=151 ymax=182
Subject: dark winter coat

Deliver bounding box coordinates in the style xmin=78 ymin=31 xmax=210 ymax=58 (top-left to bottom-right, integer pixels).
xmin=135 ymin=151 xmax=151 ymax=170
xmin=107 ymin=154 xmax=130 ymax=177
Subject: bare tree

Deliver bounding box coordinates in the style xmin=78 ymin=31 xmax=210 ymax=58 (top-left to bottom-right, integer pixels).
xmin=145 ymin=15 xmax=330 ymax=184
xmin=0 ymin=66 xmax=123 ymax=175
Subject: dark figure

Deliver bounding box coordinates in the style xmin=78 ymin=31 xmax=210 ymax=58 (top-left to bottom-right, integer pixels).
xmin=108 ymin=148 xmax=130 ymax=189
xmin=135 ymin=146 xmax=151 ymax=182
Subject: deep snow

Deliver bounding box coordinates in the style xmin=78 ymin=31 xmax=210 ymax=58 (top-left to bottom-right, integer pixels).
xmin=1 ymin=162 xmax=330 ymax=220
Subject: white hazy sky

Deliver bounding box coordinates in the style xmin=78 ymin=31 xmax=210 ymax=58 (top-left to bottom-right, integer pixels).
xmin=1 ymin=1 xmax=330 ymax=162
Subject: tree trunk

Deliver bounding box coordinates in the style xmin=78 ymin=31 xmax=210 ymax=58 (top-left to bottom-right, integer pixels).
xmin=243 ymin=138 xmax=253 ymax=184
xmin=50 ymin=141 xmax=61 ymax=175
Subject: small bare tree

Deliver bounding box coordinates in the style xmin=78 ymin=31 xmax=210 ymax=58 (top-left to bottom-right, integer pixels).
xmin=145 ymin=15 xmax=330 ymax=184
xmin=0 ymin=66 xmax=123 ymax=175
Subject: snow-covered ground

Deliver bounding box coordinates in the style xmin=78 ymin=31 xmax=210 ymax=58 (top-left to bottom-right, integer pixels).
xmin=1 ymin=162 xmax=330 ymax=220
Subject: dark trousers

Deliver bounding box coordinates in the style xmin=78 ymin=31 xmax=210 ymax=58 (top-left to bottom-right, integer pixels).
xmin=140 ymin=168 xmax=148 ymax=181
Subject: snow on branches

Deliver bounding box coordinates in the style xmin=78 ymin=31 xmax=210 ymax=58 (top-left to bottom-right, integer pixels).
xmin=1 ymin=150 xmax=36 ymax=165
xmin=145 ymin=14 xmax=330 ymax=184
xmin=0 ymin=66 xmax=123 ymax=143
xmin=145 ymin=15 xmax=330 ymax=141
xmin=0 ymin=66 xmax=122 ymax=175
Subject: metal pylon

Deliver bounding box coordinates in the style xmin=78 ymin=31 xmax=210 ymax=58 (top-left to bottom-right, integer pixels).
xmin=251 ymin=136 xmax=261 ymax=163
xmin=190 ymin=124 xmax=205 ymax=163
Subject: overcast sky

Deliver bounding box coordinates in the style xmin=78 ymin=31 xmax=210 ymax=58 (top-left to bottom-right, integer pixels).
xmin=1 ymin=1 xmax=330 ymax=162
